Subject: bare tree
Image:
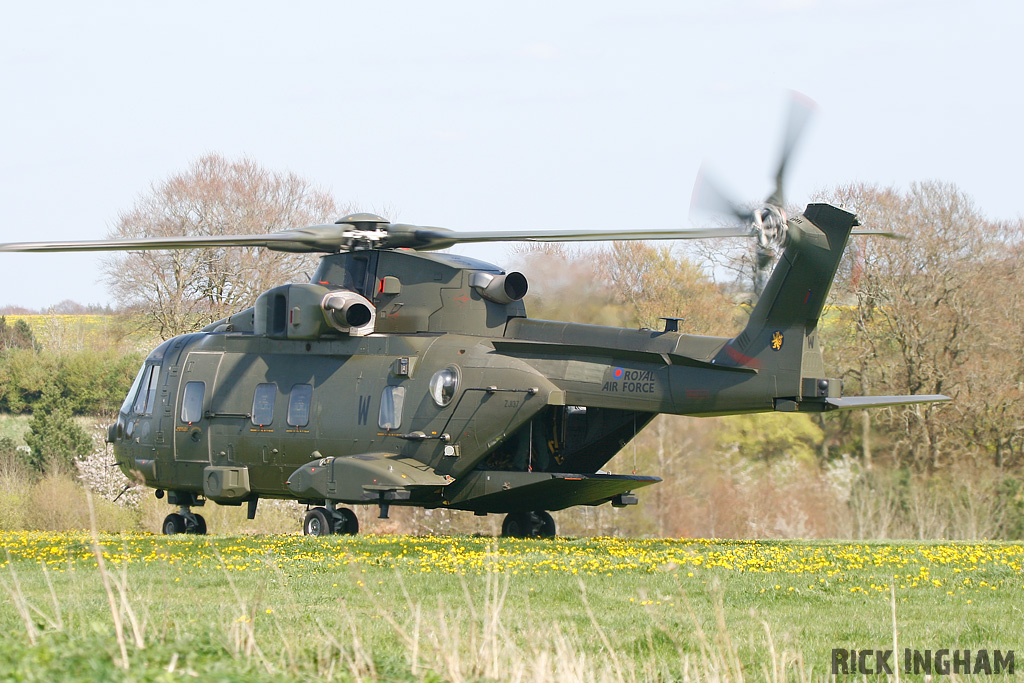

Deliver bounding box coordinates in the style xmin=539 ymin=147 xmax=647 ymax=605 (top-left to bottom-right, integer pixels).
xmin=818 ymin=182 xmax=1023 ymax=471
xmin=600 ymin=241 xmax=734 ymax=335
xmin=512 ymin=240 xmax=735 ymax=335
xmin=510 ymin=243 xmax=633 ymax=327
xmin=103 ymin=154 xmax=348 ymax=335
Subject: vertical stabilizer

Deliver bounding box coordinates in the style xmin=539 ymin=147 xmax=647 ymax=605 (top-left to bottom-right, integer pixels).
xmin=713 ymin=203 xmax=858 ymax=398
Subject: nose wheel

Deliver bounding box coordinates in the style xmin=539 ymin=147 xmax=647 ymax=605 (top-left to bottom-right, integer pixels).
xmin=501 ymin=511 xmax=556 ymax=538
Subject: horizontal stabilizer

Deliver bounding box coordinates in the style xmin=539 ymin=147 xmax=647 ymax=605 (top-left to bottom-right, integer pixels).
xmin=825 ymin=395 xmax=950 ymax=411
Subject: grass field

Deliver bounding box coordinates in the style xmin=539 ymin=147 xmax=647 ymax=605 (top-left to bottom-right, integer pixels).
xmin=1 ymin=533 xmax=1020 ymax=681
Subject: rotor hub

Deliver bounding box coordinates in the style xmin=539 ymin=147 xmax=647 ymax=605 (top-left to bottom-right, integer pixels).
xmin=334 ymin=213 xmax=391 ymax=251
xmin=335 ymin=213 xmax=390 ymax=229
xmin=753 ymin=205 xmax=788 ymax=252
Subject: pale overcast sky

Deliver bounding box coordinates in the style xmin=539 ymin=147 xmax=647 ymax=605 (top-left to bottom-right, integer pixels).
xmin=2 ymin=1 xmax=1021 ymax=309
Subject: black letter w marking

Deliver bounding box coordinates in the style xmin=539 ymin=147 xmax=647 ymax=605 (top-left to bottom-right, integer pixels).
xmin=358 ymin=395 xmax=371 ymax=425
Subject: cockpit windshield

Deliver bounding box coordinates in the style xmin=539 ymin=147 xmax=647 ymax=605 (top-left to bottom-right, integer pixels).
xmin=121 ymin=363 xmax=161 ymax=416
xmin=120 ymin=365 xmax=146 ymax=415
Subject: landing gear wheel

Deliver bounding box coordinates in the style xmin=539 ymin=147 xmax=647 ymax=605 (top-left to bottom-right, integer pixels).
xmin=335 ymin=508 xmax=359 ymax=535
xmin=535 ymin=511 xmax=556 ymax=538
xmin=303 ymin=508 xmax=332 ymax=537
xmin=162 ymin=513 xmax=187 ymax=535
xmin=501 ymin=512 xmax=532 ymax=538
xmin=501 ymin=511 xmax=556 ymax=538
xmin=186 ymin=513 xmax=207 ymax=535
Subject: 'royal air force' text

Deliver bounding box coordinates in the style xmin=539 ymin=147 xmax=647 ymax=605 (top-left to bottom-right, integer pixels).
xmin=603 ymin=369 xmax=656 ymax=394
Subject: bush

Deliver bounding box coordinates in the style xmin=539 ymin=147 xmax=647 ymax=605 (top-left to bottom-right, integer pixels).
xmin=0 ymin=316 xmax=36 ymax=350
xmin=56 ymin=348 xmax=144 ymax=416
xmin=0 ymin=347 xmax=144 ymax=416
xmin=24 ymin=385 xmax=93 ymax=473
xmin=0 ymin=435 xmax=31 ymax=473
xmin=0 ymin=349 xmax=56 ymax=413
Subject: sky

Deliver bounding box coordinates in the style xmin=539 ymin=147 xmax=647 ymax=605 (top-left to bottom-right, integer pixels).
xmin=2 ymin=0 xmax=1021 ymax=309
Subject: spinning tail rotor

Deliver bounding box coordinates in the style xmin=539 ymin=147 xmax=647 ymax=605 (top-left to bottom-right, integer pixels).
xmin=691 ymin=92 xmax=818 ymax=294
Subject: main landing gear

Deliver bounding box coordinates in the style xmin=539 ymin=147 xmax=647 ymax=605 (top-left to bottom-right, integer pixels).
xmin=159 ymin=491 xmax=207 ymax=535
xmin=162 ymin=507 xmax=207 ymax=535
xmin=501 ymin=511 xmax=556 ymax=538
xmin=303 ymin=504 xmax=359 ymax=537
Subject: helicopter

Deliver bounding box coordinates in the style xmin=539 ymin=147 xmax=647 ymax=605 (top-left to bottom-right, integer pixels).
xmin=0 ymin=102 xmax=948 ymax=538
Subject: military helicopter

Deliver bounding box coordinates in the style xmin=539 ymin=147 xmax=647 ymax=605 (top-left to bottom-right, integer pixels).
xmin=0 ymin=101 xmax=947 ymax=538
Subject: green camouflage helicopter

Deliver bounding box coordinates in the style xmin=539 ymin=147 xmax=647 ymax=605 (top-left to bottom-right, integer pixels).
xmin=0 ymin=102 xmax=947 ymax=538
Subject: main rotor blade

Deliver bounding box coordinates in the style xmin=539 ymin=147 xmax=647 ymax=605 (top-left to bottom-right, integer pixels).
xmin=850 ymin=228 xmax=906 ymax=239
xmin=1 ymin=219 xmax=772 ymax=256
xmin=766 ymin=91 xmax=817 ymax=207
xmin=387 ymin=224 xmax=752 ymax=251
xmin=390 ymin=221 xmax=903 ymax=250
xmin=690 ymin=164 xmax=755 ymax=223
xmin=0 ymin=224 xmax=354 ymax=254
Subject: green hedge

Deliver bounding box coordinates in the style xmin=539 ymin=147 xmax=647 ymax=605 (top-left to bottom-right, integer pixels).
xmin=0 ymin=348 xmax=144 ymax=416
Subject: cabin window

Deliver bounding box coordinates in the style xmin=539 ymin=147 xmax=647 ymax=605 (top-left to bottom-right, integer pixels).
xmin=251 ymin=383 xmax=276 ymax=426
xmin=378 ymin=386 xmax=406 ymax=430
xmin=180 ymin=381 xmax=205 ymax=423
xmin=287 ymin=384 xmax=313 ymax=427
xmin=132 ymin=364 xmax=161 ymax=415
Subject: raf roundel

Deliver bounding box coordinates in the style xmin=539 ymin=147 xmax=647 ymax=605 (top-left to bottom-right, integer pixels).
xmin=613 ymin=367 xmax=625 ymax=379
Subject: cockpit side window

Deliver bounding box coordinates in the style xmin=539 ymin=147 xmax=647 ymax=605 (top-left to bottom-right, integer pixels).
xmin=131 ymin=364 xmax=161 ymax=415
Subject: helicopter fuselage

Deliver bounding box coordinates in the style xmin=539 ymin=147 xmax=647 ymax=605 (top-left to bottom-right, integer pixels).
xmin=109 ymin=306 xmax=787 ymax=515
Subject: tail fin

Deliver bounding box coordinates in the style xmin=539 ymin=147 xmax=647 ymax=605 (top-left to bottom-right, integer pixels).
xmin=714 ymin=203 xmax=857 ymax=397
